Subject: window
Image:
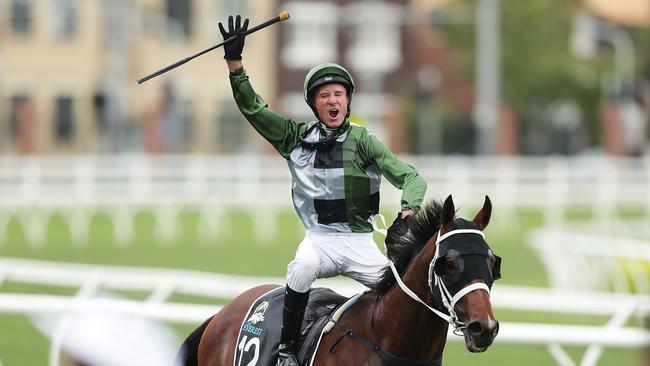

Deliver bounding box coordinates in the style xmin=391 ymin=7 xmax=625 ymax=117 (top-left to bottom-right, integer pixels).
xmin=93 ymin=92 xmax=107 ymax=134
xmin=10 ymin=95 xmax=29 ymax=138
xmin=10 ymin=0 xmax=32 ymax=35
xmin=53 ymin=0 xmax=77 ymax=38
xmin=281 ymin=2 xmax=339 ymax=68
xmin=160 ymin=99 xmax=194 ymax=151
xmin=166 ymin=0 xmax=192 ymax=39
xmin=220 ymin=0 xmax=247 ymax=17
xmin=9 ymin=94 xmax=36 ymax=152
xmin=54 ymin=96 xmax=75 ymax=141
xmin=217 ymin=101 xmax=245 ymax=153
xmin=160 ymin=84 xmax=194 ymax=151
xmin=177 ymin=99 xmax=195 ymax=150
xmin=344 ymin=2 xmax=403 ymax=73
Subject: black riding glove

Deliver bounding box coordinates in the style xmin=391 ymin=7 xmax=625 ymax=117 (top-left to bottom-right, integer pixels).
xmin=218 ymin=15 xmax=249 ymax=60
xmin=385 ymin=212 xmax=410 ymax=246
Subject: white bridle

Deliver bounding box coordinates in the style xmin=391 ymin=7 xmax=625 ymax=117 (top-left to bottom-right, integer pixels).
xmin=372 ymin=216 xmax=490 ymax=333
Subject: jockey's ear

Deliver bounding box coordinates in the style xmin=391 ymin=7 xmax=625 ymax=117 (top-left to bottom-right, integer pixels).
xmin=472 ymin=195 xmax=492 ymax=231
xmin=441 ymin=195 xmax=455 ymax=233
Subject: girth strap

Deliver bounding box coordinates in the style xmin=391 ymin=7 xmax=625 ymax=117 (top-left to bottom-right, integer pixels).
xmin=331 ymin=329 xmax=442 ymax=366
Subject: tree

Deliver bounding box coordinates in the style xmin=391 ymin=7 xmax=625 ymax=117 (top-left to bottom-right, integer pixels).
xmin=439 ymin=0 xmax=606 ymax=154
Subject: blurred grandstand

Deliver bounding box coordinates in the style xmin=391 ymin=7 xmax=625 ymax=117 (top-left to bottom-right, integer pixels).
xmin=1 ymin=0 xmax=650 ymax=365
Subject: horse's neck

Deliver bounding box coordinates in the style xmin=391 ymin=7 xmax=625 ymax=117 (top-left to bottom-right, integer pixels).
xmin=373 ymin=241 xmax=448 ymax=360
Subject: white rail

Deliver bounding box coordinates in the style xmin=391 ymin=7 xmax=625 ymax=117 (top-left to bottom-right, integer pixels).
xmin=1 ymin=155 xmax=649 ymax=209
xmin=529 ymin=229 xmax=650 ymax=292
xmin=1 ymin=154 xmax=649 ymax=246
xmin=0 ymin=292 xmax=648 ymax=349
xmin=1 ymin=257 xmax=648 ymax=315
xmin=0 ymin=293 xmax=219 ymax=324
xmin=0 ymin=258 xmax=649 ymax=366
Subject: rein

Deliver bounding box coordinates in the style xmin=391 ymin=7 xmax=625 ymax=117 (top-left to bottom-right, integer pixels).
xmin=330 ymin=329 xmax=442 ymax=366
xmin=372 ymin=215 xmax=490 ymax=334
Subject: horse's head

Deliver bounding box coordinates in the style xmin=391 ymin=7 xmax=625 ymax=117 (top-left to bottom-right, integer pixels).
xmin=431 ymin=195 xmax=502 ymax=352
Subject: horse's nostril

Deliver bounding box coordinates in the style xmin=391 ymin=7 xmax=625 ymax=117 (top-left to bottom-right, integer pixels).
xmin=468 ymin=321 xmax=483 ymax=337
xmin=468 ymin=320 xmax=499 ymax=338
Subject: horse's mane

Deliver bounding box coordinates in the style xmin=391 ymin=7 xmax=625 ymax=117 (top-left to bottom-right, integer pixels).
xmin=372 ymin=199 xmax=443 ymax=294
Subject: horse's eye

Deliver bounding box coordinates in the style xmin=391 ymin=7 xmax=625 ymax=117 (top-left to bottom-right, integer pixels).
xmin=446 ymin=258 xmax=459 ymax=272
xmin=440 ymin=255 xmax=464 ymax=283
xmin=434 ymin=250 xmax=463 ymax=281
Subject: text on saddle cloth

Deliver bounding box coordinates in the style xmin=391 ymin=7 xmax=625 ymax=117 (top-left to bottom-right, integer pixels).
xmin=233 ymin=287 xmax=357 ymax=366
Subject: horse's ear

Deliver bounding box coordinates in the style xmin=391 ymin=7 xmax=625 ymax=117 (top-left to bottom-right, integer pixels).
xmin=441 ymin=195 xmax=455 ymax=232
xmin=472 ymin=195 xmax=492 ymax=231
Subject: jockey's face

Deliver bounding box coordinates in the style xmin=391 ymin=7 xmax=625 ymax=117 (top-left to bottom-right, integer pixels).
xmin=314 ymin=83 xmax=348 ymax=129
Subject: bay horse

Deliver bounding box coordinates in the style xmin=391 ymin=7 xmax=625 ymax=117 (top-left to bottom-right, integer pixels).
xmin=178 ymin=195 xmax=502 ymax=365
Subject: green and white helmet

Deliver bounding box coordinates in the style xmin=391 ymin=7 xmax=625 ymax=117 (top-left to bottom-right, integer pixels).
xmin=303 ymin=63 xmax=355 ymax=119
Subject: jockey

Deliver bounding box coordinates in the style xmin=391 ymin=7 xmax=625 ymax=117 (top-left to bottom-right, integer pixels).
xmin=219 ymin=15 xmax=427 ymax=366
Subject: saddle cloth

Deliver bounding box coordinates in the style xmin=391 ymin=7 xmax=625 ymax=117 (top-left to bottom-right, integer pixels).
xmin=233 ymin=287 xmax=350 ymax=366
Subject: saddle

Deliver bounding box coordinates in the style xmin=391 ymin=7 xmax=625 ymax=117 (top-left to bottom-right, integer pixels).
xmin=234 ymin=287 xmax=360 ymax=366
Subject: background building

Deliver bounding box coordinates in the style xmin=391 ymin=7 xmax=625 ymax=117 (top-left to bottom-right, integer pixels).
xmin=1 ymin=0 xmax=278 ymax=154
xmin=1 ymin=0 xmax=649 ymax=155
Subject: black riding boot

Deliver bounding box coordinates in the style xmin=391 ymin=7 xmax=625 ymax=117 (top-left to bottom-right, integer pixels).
xmin=277 ymin=286 xmax=310 ymax=366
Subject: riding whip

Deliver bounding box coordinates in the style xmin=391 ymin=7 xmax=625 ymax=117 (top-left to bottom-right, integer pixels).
xmin=137 ymin=11 xmax=290 ymax=84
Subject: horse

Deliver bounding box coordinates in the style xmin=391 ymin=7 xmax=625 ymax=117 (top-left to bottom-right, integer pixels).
xmin=178 ymin=195 xmax=502 ymax=365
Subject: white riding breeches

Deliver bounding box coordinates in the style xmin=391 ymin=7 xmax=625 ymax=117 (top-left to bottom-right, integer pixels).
xmin=286 ymin=231 xmax=389 ymax=293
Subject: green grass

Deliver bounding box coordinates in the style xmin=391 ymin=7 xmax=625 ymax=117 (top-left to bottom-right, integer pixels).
xmin=0 ymin=206 xmax=647 ymax=365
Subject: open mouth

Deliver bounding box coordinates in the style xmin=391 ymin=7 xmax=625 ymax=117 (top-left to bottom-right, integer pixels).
xmin=464 ymin=332 xmax=488 ymax=353
xmin=328 ymin=109 xmax=339 ymax=119
xmin=463 ymin=330 xmax=493 ymax=353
